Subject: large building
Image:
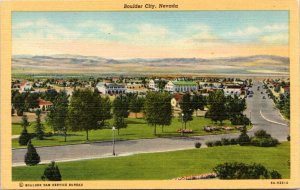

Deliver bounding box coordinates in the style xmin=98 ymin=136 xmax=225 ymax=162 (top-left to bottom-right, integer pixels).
xmin=223 ymin=85 xmax=242 ymax=96
xmin=165 ymin=81 xmax=198 ymax=93
xmin=96 ymin=82 xmax=127 ymax=94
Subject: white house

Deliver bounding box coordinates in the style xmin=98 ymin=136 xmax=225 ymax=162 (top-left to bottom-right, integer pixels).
xmin=223 ymin=86 xmax=242 ymax=96
xmin=96 ymin=82 xmax=127 ymax=94
xmin=165 ymin=81 xmax=198 ymax=93
xmin=20 ymin=80 xmax=33 ymax=93
xmin=148 ymin=79 xmax=159 ymax=91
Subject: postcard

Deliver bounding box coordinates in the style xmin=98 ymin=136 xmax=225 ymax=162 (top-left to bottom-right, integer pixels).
xmin=1 ymin=0 xmax=300 ymax=189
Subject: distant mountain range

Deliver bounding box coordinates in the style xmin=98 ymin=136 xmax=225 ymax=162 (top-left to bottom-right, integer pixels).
xmin=12 ymin=54 xmax=289 ymax=76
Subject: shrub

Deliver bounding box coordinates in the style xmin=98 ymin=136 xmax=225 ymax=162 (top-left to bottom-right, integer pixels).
xmin=237 ymin=133 xmax=251 ymax=146
xmin=254 ymin=130 xmax=271 ymax=138
xmin=287 ymin=135 xmax=290 ymax=141
xmin=270 ymin=170 xmax=282 ymax=179
xmin=237 ymin=126 xmax=250 ymax=146
xmin=213 ymin=162 xmax=281 ymax=179
xmin=230 ymin=114 xmax=250 ymax=125
xmin=205 ymin=141 xmax=213 ymax=147
xmin=230 ymin=138 xmax=237 ymax=145
xmin=35 ymin=109 xmax=44 ymax=140
xmin=213 ymin=140 xmax=222 ymax=146
xmin=251 ymin=130 xmax=279 ymax=147
xmin=44 ymin=132 xmax=53 ymax=137
xmin=24 ymin=141 xmax=40 ymax=166
xmin=41 ymin=161 xmax=62 ymax=181
xmin=194 ymin=142 xmax=202 ymax=148
xmin=221 ymin=138 xmax=230 ymax=145
xmin=18 ymin=129 xmax=31 ymax=146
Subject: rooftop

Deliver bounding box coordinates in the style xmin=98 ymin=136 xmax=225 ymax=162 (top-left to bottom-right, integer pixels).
xmin=38 ymin=99 xmax=53 ymax=106
xmin=172 ymin=81 xmax=197 ymax=86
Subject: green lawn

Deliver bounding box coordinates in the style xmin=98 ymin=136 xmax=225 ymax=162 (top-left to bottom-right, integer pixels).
xmin=12 ymin=117 xmax=249 ymax=148
xmin=12 ymin=122 xmax=53 ymax=135
xmin=12 ymin=142 xmax=290 ymax=180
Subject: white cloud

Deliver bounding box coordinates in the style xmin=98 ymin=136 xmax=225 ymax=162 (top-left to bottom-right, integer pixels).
xmin=260 ymin=33 xmax=288 ymax=44
xmin=182 ymin=24 xmax=216 ymax=43
xmin=186 ymin=24 xmax=211 ymax=33
xmin=225 ymin=23 xmax=288 ymax=38
xmin=14 ymin=19 xmax=81 ymax=40
xmin=78 ymin=21 xmax=114 ymax=33
xmin=264 ymin=24 xmax=288 ymax=32
xmin=225 ymin=26 xmax=261 ymax=37
xmin=13 ymin=21 xmax=34 ymax=30
xmin=136 ymin=24 xmax=169 ymax=37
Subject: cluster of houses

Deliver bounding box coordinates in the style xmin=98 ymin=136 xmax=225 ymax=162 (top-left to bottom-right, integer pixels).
xmin=263 ymin=78 xmax=290 ymax=98
xmin=148 ymin=78 xmax=248 ymax=97
xmin=12 ymin=77 xmax=250 ymax=96
xmin=12 ymin=77 xmax=251 ymax=112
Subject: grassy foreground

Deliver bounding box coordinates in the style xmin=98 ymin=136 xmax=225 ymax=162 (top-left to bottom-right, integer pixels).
xmin=12 ymin=142 xmax=290 ymax=180
xmin=12 ymin=117 xmax=246 ymax=148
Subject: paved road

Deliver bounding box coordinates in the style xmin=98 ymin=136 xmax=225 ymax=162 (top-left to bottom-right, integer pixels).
xmin=12 ymin=81 xmax=289 ymax=166
xmin=244 ymin=81 xmax=289 ymax=139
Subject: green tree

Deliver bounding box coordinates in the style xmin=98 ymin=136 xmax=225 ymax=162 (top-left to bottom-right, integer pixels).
xmin=19 ymin=129 xmax=31 ymax=145
xmin=159 ymin=94 xmax=172 ymax=133
xmin=206 ymin=90 xmax=227 ymax=124
xmin=283 ymin=94 xmax=290 ymax=119
xmin=46 ymin=91 xmax=69 ymax=142
xmin=13 ymin=93 xmax=26 ymax=116
xmin=99 ymin=96 xmax=112 ymax=126
xmin=226 ymin=95 xmax=246 ymax=117
xmin=113 ymin=95 xmax=130 ymax=118
xmin=226 ymin=95 xmax=247 ymax=124
xmin=129 ymin=96 xmax=145 ymax=118
xmin=144 ymin=92 xmax=172 ymax=135
xmin=191 ymin=94 xmax=205 ymax=117
xmin=41 ymin=161 xmax=62 ymax=181
xmin=237 ymin=126 xmax=250 ymax=146
xmin=67 ymin=89 xmax=104 ymax=141
xmin=113 ymin=95 xmax=130 ymax=134
xmin=24 ymin=140 xmax=40 ymax=166
xmin=19 ymin=115 xmax=31 ymax=145
xmin=179 ymin=93 xmax=194 ymax=129
xmin=34 ymin=109 xmax=45 ymax=140
xmin=21 ymin=115 xmax=30 ymax=130
xmin=157 ymin=80 xmax=167 ymax=92
xmin=113 ymin=115 xmax=127 ymax=135
xmin=25 ymin=93 xmax=39 ymax=111
xmin=43 ymin=89 xmax=58 ymax=102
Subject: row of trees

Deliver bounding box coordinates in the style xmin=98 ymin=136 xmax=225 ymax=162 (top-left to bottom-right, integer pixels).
xmin=12 ymin=91 xmax=39 ymax=116
xmin=206 ymin=90 xmax=249 ymax=125
xmin=47 ymin=90 xmax=147 ymax=141
xmin=19 ymin=110 xmax=45 ymax=146
xmin=19 ymin=89 xmax=249 ymax=142
xmin=12 ymin=89 xmax=62 ymax=116
xmin=276 ymin=94 xmax=290 ymax=119
xmin=24 ymin=140 xmax=62 ymax=181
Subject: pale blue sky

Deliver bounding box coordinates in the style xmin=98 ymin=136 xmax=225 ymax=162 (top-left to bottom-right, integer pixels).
xmin=12 ymin=11 xmax=289 ymax=58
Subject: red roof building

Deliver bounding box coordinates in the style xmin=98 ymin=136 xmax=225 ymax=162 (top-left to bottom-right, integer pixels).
xmin=37 ymin=99 xmax=53 ymax=110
